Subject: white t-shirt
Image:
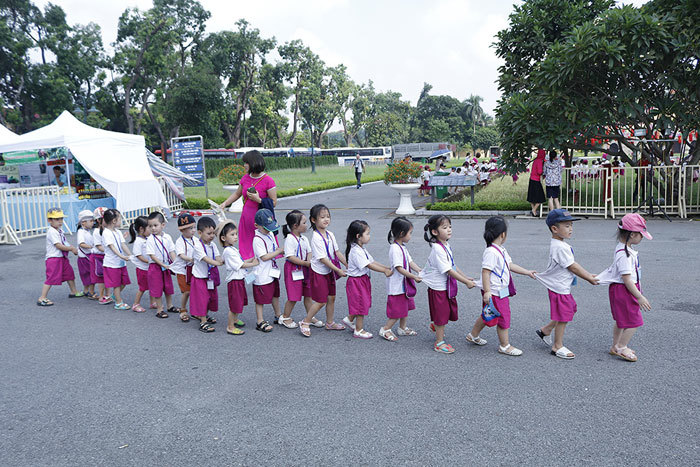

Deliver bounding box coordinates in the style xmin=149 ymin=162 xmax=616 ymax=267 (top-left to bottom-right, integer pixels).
xmin=192 ymin=240 xmax=219 ymax=280
xmin=284 ymin=233 xmax=310 ymax=262
xmin=595 ymin=242 xmax=640 ymax=285
xmin=145 ymin=233 xmax=175 ymax=265
xmin=419 ymin=242 xmax=454 ymax=291
xmin=102 ymin=228 xmax=127 ymax=268
xmin=253 ymin=231 xmax=280 ymax=285
xmin=130 ymin=236 xmax=150 ymax=271
xmin=387 ymin=243 xmax=413 ymax=295
xmin=45 ymin=226 xmax=67 ymax=260
xmin=76 ymin=228 xmax=93 ymax=258
xmin=223 ymin=246 xmax=246 ymax=282
xmin=92 ymin=228 xmax=102 ymax=254
xmin=353 ymin=158 xmax=364 ymax=172
xmin=535 ymin=238 xmax=576 ymax=294
xmin=310 ymin=230 xmax=340 ymax=275
xmin=171 ymin=236 xmax=195 ymax=276
xmin=476 ymin=244 xmax=512 ymax=293
xmin=346 ymin=244 xmax=373 ymax=277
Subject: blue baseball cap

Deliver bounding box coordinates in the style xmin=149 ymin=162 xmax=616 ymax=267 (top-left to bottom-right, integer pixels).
xmin=546 ymin=209 xmax=580 ymax=227
xmin=254 ymin=208 xmax=279 ymax=232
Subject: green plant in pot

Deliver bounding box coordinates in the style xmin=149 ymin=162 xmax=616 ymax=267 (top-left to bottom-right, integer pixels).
xmin=383 ymin=160 xmax=423 ymax=185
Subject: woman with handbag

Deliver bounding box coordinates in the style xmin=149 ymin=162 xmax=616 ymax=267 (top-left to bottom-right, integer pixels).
xmin=527 ymin=149 xmax=547 ymax=216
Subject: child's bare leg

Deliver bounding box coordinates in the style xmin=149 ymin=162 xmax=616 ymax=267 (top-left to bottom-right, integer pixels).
xmin=134 ymin=290 xmax=144 ymax=305
xmin=612 ymin=324 xmax=623 ymax=348
xmin=149 ymin=293 xmax=156 ymax=307
xmin=470 ymin=316 xmax=487 ymax=338
xmin=227 ymin=312 xmax=240 ymax=332
xmin=435 ymin=324 xmax=445 ymax=344
xmin=540 ymin=320 xmax=556 ymax=336
xmin=113 ymin=287 xmax=123 ymax=304
xmin=154 ymin=296 xmax=163 ymax=312
xmin=283 ymin=300 xmax=296 ymax=318
xmin=67 ymin=280 xmax=78 ymax=294
xmin=164 ymin=294 xmax=173 ymax=309
xmin=355 ymin=315 xmax=364 ymax=332
xmin=325 ymin=295 xmax=336 ymax=323
xmin=383 ymin=318 xmax=398 ymax=331
xmin=255 ymin=303 xmax=264 ymax=324
xmin=271 ymin=296 xmax=280 ymax=319
xmin=180 ymin=292 xmax=190 ymax=311
xmin=496 ymin=327 xmax=510 ymax=347
xmin=304 ymin=301 xmax=324 ymax=323
xmin=617 ymin=328 xmax=638 ymax=351
xmin=398 ymin=317 xmax=408 ymax=330
xmin=553 ymin=321 xmax=568 ymax=349
xmin=39 ymin=284 xmax=52 ymax=300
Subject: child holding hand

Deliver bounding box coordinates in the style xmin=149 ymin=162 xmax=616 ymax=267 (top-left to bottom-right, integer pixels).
xmin=281 ymin=210 xmax=313 ymax=329
xmin=219 ymin=220 xmax=258 ymax=335
xmin=171 ymin=213 xmax=197 ymax=322
xmin=128 ymin=216 xmax=151 ymax=313
xmin=101 ymin=209 xmax=132 ymax=310
xmin=76 ymin=209 xmax=96 ymax=298
xmin=145 ymin=211 xmax=177 ymax=318
xmin=252 ymin=209 xmax=284 ymax=333
xmin=190 ymin=217 xmax=224 ymax=333
xmin=37 ymin=208 xmax=80 ymax=306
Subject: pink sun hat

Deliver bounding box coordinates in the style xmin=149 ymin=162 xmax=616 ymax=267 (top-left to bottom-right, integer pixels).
xmin=620 ymin=213 xmax=652 ymax=239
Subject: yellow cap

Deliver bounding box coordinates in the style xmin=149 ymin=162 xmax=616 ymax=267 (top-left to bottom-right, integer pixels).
xmin=47 ymin=208 xmax=66 ymax=219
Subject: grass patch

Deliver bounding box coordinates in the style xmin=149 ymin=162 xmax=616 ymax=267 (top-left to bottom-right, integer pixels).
xmin=428 ymin=175 xmax=530 ymax=210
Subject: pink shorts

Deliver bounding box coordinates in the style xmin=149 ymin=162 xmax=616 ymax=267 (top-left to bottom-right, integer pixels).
xmin=609 ymin=282 xmax=643 ymax=328
xmin=90 ymin=254 xmax=104 ymax=284
xmin=190 ymin=276 xmax=218 ymax=317
xmin=548 ymin=290 xmax=577 ymax=322
xmin=311 ymin=270 xmax=336 ymax=304
xmin=147 ymin=263 xmax=174 ymax=298
xmin=136 ymin=268 xmax=149 ymax=292
xmin=45 ymin=257 xmax=75 ymax=286
xmin=253 ymin=279 xmax=280 ymax=305
xmin=481 ymin=291 xmax=511 ymax=329
xmin=284 ymin=261 xmax=310 ymax=301
xmin=103 ymin=266 xmax=130 ymax=289
xmin=386 ymin=294 xmax=416 ymax=319
xmin=428 ymin=288 xmax=458 ymax=326
xmin=346 ymin=275 xmax=372 ymax=316
xmin=77 ymin=256 xmax=93 ymax=287
xmin=227 ymin=279 xmax=248 ymax=314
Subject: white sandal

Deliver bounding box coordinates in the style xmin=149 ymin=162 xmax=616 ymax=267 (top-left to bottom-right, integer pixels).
xmin=396 ymin=326 xmax=417 ymax=336
xmin=310 ymin=319 xmax=325 ymax=328
xmin=353 ymin=329 xmax=373 ymax=339
xmin=466 ymin=333 xmax=487 ymax=346
xmin=551 ymin=346 xmax=575 ymax=359
xmin=342 ymin=316 xmax=356 ymax=331
xmin=278 ymin=316 xmax=298 ymax=329
xmin=498 ymin=344 xmax=523 ymax=356
xmin=379 ymin=327 xmax=398 ymax=342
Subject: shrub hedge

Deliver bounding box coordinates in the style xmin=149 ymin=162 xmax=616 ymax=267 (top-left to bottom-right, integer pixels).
xmin=427 ymin=200 xmax=531 ymax=211
xmin=204 ymin=155 xmax=338 ymax=178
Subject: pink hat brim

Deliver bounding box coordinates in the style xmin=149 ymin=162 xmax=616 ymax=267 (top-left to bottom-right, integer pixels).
xmin=641 ymin=231 xmax=652 ymax=240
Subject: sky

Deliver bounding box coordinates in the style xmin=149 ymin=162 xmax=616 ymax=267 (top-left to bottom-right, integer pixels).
xmin=38 ymin=0 xmax=648 ymax=117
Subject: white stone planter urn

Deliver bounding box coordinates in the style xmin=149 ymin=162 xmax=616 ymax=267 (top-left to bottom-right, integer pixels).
xmin=223 ymin=185 xmax=244 ymax=213
xmin=389 ymin=183 xmax=421 ymax=215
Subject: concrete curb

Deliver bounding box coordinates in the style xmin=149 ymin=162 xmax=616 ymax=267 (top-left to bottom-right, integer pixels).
xmin=413 ymin=209 xmax=531 ymax=217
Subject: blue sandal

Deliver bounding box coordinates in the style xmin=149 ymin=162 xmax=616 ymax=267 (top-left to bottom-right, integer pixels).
xmin=434 ymin=341 xmax=455 ymax=354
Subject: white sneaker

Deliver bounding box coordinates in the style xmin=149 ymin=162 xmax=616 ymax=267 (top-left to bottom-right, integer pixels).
xmin=342 ymin=316 xmax=356 ymax=331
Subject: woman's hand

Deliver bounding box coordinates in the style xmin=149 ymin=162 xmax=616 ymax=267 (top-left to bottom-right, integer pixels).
xmin=247 ymin=191 xmax=262 ymax=204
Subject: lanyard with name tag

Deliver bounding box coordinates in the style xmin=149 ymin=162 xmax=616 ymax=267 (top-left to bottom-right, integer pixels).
xmin=111 ymin=230 xmax=126 ymax=267
xmin=291 ymin=234 xmax=306 ymax=281
xmin=258 ymin=233 xmax=280 ymax=279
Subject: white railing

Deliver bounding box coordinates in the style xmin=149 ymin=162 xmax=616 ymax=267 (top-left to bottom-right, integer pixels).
xmin=682 ymin=165 xmax=700 ymax=217
xmin=0 ymin=185 xmax=62 ymax=245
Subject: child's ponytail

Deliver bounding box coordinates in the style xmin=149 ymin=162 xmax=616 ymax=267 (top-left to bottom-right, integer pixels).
xmin=617 ymin=221 xmax=632 ymax=257
xmin=129 ymin=216 xmax=148 ymax=244
xmin=388 ymin=216 xmax=413 ymax=244
xmin=345 ymin=220 xmax=369 ymax=260
xmin=283 ymin=210 xmax=304 ymax=237
xmin=483 ymin=216 xmax=508 ymax=246
xmin=424 ymin=215 xmax=449 ymax=244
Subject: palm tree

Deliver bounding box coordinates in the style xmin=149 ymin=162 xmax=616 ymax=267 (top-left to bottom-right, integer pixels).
xmin=463 ymin=94 xmax=485 ymax=136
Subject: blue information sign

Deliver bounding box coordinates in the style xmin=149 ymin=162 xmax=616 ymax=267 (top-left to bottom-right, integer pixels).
xmin=172 ymin=137 xmax=206 ymax=188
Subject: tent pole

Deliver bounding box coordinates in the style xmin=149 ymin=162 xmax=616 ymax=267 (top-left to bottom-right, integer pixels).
xmin=65 ymin=156 xmax=74 ymax=232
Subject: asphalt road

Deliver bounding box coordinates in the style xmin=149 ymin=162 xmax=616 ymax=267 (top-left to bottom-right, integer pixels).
xmin=1 ymin=181 xmax=698 ymax=466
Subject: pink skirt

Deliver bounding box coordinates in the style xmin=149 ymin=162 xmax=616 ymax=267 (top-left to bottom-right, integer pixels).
xmin=311 ymin=270 xmax=336 ymax=304
xmin=45 ymin=257 xmax=75 ymax=286
xmin=548 ymin=290 xmax=577 ymax=322
xmin=346 ymin=275 xmax=372 ymax=316
xmin=284 ymin=261 xmax=310 ymax=301
xmin=90 ymin=253 xmax=104 ymax=284
xmin=428 ymin=288 xmax=458 ymax=326
xmin=136 ymin=268 xmax=149 ymax=292
xmin=253 ymin=279 xmax=280 ymax=305
xmin=147 ymin=263 xmax=174 ymax=298
xmin=103 ymin=266 xmax=130 ymax=288
xmin=190 ymin=276 xmax=218 ymax=317
xmin=227 ymin=279 xmax=248 ymax=314
xmin=609 ymin=283 xmax=643 ymax=328
xmin=386 ymin=294 xmax=415 ymax=319
xmin=481 ymin=291 xmax=511 ymax=329
xmin=77 ymin=256 xmax=93 ymax=287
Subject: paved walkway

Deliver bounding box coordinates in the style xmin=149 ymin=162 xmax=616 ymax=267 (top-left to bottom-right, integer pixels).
xmin=1 ymin=182 xmax=698 ymax=466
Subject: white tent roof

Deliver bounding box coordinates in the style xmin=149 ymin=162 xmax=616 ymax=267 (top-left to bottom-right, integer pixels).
xmin=0 ymin=111 xmax=166 ymax=212
xmin=0 ymin=123 xmax=20 ymax=142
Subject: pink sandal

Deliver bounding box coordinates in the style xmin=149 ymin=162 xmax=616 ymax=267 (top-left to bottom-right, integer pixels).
xmin=132 ymin=304 xmax=146 ymax=313
xmin=325 ymin=321 xmax=346 ymax=331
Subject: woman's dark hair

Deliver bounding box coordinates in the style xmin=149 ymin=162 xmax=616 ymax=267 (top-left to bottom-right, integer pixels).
xmin=147 ymin=211 xmax=165 ymax=224
xmin=483 ymin=216 xmax=508 ymax=246
xmin=424 ymin=215 xmax=450 ymax=244
xmin=219 ymin=222 xmax=237 ymax=247
xmin=345 ymin=220 xmax=369 ymax=260
xmin=283 ymin=210 xmax=305 ymax=237
xmin=388 ymin=217 xmax=413 ymax=243
xmin=617 ymin=222 xmax=632 ymax=257
xmin=197 ymin=216 xmax=216 ymax=231
xmin=242 ymin=150 xmax=265 ymax=174
xmin=549 ymin=150 xmax=557 ymax=162
xmin=129 ymin=216 xmax=149 ymax=243
xmin=309 ymin=204 xmax=329 ymax=231
xmin=101 ymin=209 xmax=120 ymax=235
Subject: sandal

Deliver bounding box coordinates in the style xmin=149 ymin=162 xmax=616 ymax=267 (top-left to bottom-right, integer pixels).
xmin=150 ymin=303 xmax=158 ymax=309
xmin=299 ymin=321 xmax=311 ymax=337
xmin=429 ymin=322 xmax=436 ymax=332
xmin=434 ymin=341 xmax=455 ymax=354
xmin=612 ymin=346 xmax=637 ymax=362
xmin=87 ymin=293 xmax=99 ymax=300
xmin=536 ymin=329 xmax=552 ymax=346
xmin=155 ymin=311 xmax=169 ymax=319
xmin=342 ymin=316 xmax=356 ymax=331
xmin=397 ymin=326 xmax=417 ymax=336
xmin=466 ymin=333 xmax=487 ymax=346
xmin=353 ymin=329 xmax=373 ymax=339
xmin=278 ymin=316 xmax=298 ymax=329
xmin=199 ymin=322 xmax=215 ymax=333
xmin=69 ymin=292 xmax=85 ymax=298
xmin=235 ymin=319 xmax=245 ymax=327
xmin=206 ymin=315 xmax=217 ymax=324
xmin=551 ymin=346 xmax=574 ymax=359
xmin=98 ymin=296 xmax=113 ymax=305
xmin=310 ymin=319 xmax=325 ymax=328
xmin=227 ymin=327 xmax=245 ymax=335
xmin=132 ymin=304 xmax=146 ymax=313
xmin=256 ymin=320 xmax=273 ymax=332
xmin=167 ymin=306 xmax=178 ymax=313
xmin=499 ymin=344 xmax=523 ymax=356
xmin=37 ymin=298 xmax=54 ymax=307
xmin=179 ymin=312 xmax=190 ymax=322
xmin=325 ymin=321 xmax=346 ymax=331
xmin=114 ymin=302 xmax=131 ymax=311
xmin=379 ymin=327 xmax=398 ymax=342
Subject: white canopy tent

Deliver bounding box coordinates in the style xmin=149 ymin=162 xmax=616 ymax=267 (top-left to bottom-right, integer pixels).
xmin=0 ymin=111 xmax=167 ymax=212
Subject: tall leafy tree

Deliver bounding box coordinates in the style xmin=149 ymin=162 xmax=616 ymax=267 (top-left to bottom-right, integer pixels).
xmin=463 ymin=94 xmax=484 ymax=136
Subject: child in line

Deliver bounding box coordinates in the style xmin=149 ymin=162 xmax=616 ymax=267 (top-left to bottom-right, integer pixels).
xmin=219 ymin=220 xmax=258 ymax=335
xmin=252 ymin=209 xmax=284 ymax=333
xmin=535 ymin=209 xmax=599 ymax=359
xmin=128 ymin=216 xmax=151 ymax=313
xmin=467 ymin=216 xmax=536 ymax=356
xmin=37 ymin=208 xmax=80 ymax=306
xmin=342 ymin=220 xmax=392 ymax=339
xmin=76 ymin=209 xmax=96 ymax=298
xmin=171 ymin=213 xmax=197 ymax=322
xmin=300 ymin=204 xmax=348 ymax=337
xmin=420 ymin=215 xmax=476 ymax=354
xmin=101 ymin=208 xmax=132 ymax=310
xmin=145 ymin=211 xmax=177 ymax=319
xmin=597 ymin=214 xmax=652 ymax=362
xmin=281 ymin=210 xmax=315 ymax=329
xmin=92 ymin=207 xmax=107 ymax=303
xmin=380 ymin=217 xmax=423 ymax=342
xmin=190 ymin=216 xmax=223 ymax=333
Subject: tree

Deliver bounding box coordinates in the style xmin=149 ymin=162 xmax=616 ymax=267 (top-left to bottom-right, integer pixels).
xmin=463 ymin=94 xmax=484 ymax=136
xmin=299 ymin=64 xmax=348 ymax=148
xmin=365 ymin=90 xmax=411 ymax=146
xmin=471 ymin=126 xmax=500 ymax=151
xmin=339 ymin=80 xmax=374 ymax=147
xmin=411 ymin=85 xmax=466 ymax=143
